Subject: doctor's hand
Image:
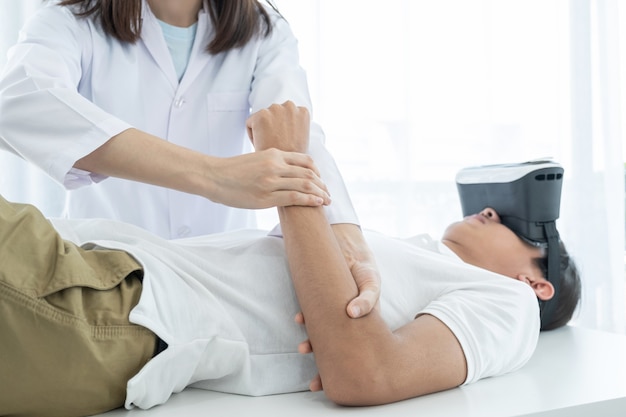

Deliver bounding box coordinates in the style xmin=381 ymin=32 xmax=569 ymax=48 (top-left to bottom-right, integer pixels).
xmin=208 ymin=150 xmax=330 ymax=209
xmin=294 ymin=312 xmax=324 ymax=392
xmin=332 ymin=223 xmax=382 ymax=318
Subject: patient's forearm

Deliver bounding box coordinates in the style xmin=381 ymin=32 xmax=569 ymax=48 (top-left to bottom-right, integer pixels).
xmin=279 ymin=206 xmax=359 ymax=323
xmin=278 ymin=205 xmax=395 ymax=403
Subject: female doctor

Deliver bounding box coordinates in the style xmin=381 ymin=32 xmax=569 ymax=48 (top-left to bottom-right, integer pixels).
xmin=0 ymin=0 xmax=380 ymax=317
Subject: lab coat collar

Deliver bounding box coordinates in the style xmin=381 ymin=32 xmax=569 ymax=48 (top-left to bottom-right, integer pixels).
xmin=140 ymin=0 xmax=213 ymax=93
xmin=140 ymin=1 xmax=179 ymax=91
xmin=178 ymin=0 xmax=215 ymax=93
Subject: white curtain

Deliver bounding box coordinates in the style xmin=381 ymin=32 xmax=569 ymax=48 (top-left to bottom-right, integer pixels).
xmin=1 ymin=0 xmax=624 ymax=333
xmin=565 ymin=0 xmax=625 ymax=333
xmin=273 ymin=0 xmax=625 ymax=334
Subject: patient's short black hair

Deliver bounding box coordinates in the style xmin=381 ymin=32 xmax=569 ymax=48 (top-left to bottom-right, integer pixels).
xmin=535 ymin=240 xmax=581 ymax=331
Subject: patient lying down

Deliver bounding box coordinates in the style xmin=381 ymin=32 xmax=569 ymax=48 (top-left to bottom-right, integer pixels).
xmin=0 ymin=104 xmax=580 ymax=417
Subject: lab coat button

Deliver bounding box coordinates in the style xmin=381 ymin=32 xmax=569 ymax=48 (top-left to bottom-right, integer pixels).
xmin=174 ymin=98 xmax=186 ymax=108
xmin=177 ymin=226 xmax=191 ymax=237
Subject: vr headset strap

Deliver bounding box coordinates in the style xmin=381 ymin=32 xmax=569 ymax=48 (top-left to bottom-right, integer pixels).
xmin=540 ymin=222 xmax=560 ymax=325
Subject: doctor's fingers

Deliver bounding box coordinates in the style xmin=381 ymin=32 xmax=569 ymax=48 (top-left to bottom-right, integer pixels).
xmin=298 ymin=339 xmax=313 ymax=354
xmin=278 ymin=163 xmax=332 ymax=201
xmin=260 ymin=156 xmax=329 ymax=203
xmin=294 ymin=311 xmax=305 ymax=325
xmin=309 ymin=374 xmax=323 ymax=392
xmin=280 ymin=150 xmax=321 ymax=178
xmin=294 ymin=313 xmax=313 ymax=354
xmin=269 ymin=185 xmax=330 ymax=208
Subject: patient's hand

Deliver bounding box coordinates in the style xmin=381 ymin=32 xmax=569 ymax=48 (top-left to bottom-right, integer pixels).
xmin=246 ymin=101 xmax=310 ymax=153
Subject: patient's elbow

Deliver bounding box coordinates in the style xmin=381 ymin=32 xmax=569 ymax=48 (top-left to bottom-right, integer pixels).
xmin=321 ymin=365 xmax=394 ymax=406
xmin=322 ymin=379 xmax=375 ymax=406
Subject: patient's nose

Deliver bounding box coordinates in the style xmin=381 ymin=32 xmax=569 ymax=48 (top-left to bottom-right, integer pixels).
xmin=480 ymin=207 xmax=501 ymax=223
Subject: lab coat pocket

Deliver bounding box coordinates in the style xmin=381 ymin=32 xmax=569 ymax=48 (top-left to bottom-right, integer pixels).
xmin=207 ymin=91 xmax=250 ymax=112
xmin=206 ymin=91 xmax=251 ymax=155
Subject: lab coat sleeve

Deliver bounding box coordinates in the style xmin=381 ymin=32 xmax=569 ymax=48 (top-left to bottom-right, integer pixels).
xmin=0 ymin=4 xmax=131 ymax=188
xmin=249 ymin=10 xmax=360 ymax=227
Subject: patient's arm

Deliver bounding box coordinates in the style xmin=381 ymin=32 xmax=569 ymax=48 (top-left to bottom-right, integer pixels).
xmin=246 ymin=102 xmax=381 ymax=320
xmin=247 ymin=102 xmax=467 ymax=405
xmin=277 ymin=204 xmax=467 ymax=405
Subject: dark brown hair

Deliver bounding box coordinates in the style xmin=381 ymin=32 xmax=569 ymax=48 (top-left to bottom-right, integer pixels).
xmin=535 ymin=240 xmax=582 ymax=331
xmin=56 ymin=0 xmax=277 ymax=54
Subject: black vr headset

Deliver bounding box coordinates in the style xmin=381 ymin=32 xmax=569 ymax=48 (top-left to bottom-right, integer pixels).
xmin=455 ymin=160 xmax=564 ymax=324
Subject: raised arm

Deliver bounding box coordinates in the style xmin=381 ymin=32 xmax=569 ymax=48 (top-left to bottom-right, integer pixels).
xmin=246 ymin=102 xmax=467 ymax=405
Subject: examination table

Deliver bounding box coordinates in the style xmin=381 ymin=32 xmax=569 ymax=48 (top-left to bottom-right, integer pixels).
xmin=96 ymin=325 xmax=626 ymax=417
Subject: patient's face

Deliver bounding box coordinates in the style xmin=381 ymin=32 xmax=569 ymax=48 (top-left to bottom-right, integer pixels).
xmin=441 ymin=208 xmax=544 ymax=280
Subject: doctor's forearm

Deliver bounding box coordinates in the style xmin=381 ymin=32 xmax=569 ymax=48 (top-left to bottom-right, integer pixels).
xmin=74 ymin=128 xmax=216 ymax=197
xmin=74 ymin=128 xmax=330 ymax=209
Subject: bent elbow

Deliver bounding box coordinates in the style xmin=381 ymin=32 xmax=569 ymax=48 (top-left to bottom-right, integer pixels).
xmin=321 ymin=368 xmax=395 ymax=407
xmin=323 ymin=382 xmax=373 ymax=406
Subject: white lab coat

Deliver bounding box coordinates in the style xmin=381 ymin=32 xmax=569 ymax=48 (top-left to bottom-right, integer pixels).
xmin=0 ymin=0 xmax=358 ymax=238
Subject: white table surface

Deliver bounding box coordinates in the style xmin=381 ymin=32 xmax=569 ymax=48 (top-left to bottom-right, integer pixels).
xmin=97 ymin=325 xmax=626 ymax=417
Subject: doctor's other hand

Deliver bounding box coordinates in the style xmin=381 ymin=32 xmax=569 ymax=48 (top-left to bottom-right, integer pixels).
xmin=332 ymin=223 xmax=382 ymax=318
xmin=294 ymin=312 xmax=324 ymax=392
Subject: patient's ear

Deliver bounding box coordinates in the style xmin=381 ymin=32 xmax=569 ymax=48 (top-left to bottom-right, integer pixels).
xmin=515 ymin=274 xmax=555 ymax=301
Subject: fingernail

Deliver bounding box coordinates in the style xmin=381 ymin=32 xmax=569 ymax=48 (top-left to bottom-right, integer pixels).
xmin=351 ymin=306 xmax=361 ymax=318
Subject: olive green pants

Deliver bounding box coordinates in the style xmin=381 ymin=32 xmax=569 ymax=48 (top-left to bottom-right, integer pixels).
xmin=0 ymin=196 xmax=157 ymax=417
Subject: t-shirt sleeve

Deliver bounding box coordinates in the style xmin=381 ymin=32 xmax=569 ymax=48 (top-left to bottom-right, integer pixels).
xmin=421 ymin=276 xmax=541 ymax=385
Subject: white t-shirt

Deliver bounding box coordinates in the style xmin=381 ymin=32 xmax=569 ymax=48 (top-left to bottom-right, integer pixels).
xmin=50 ymin=220 xmax=540 ymax=410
